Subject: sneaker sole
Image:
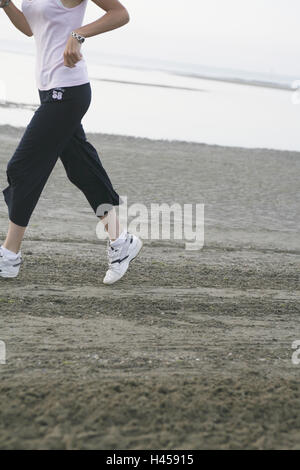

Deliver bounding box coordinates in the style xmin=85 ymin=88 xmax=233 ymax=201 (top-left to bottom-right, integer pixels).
xmin=103 ymin=238 xmax=143 ymax=285
xmin=0 ymin=271 xmax=19 ymax=278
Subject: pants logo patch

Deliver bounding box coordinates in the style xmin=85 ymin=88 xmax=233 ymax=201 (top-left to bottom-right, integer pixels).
xmin=52 ymin=89 xmax=64 ymax=100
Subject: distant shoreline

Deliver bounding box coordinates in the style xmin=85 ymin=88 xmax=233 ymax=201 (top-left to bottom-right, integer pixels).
xmin=171 ymin=72 xmax=294 ymax=91
xmin=0 ymin=101 xmax=37 ymax=111
xmin=0 ymin=47 xmax=295 ymax=92
xmin=0 ymin=72 xmax=292 ymax=117
xmin=91 ymin=75 xmax=293 ymax=92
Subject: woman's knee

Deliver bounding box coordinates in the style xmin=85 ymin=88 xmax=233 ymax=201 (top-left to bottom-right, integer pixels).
xmin=6 ymin=158 xmax=18 ymax=180
xmin=6 ymin=156 xmax=26 ymax=184
xmin=6 ymin=159 xmax=21 ymax=181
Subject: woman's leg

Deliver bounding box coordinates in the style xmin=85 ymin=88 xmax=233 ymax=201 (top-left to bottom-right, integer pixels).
xmin=59 ymin=123 xmax=123 ymax=240
xmin=100 ymin=208 xmax=121 ymax=241
xmin=59 ymin=122 xmax=142 ymax=284
xmin=2 ymin=221 xmax=26 ymax=254
xmin=2 ymin=84 xmax=91 ymax=244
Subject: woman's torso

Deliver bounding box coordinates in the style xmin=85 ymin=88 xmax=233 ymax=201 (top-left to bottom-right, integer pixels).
xmin=22 ymin=0 xmax=89 ymax=90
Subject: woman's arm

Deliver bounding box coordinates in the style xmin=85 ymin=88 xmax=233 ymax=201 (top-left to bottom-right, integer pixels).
xmin=64 ymin=0 xmax=129 ymax=67
xmin=76 ymin=0 xmax=130 ymax=37
xmin=0 ymin=0 xmax=33 ymax=37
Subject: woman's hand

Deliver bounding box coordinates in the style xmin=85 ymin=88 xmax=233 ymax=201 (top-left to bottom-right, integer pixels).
xmin=63 ymin=35 xmax=83 ymax=68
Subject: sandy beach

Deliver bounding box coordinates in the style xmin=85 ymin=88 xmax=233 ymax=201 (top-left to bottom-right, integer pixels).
xmin=0 ymin=124 xmax=299 ymax=449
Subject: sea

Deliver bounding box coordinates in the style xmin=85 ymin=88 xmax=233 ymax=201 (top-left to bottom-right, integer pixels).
xmin=1 ymin=41 xmax=300 ymax=151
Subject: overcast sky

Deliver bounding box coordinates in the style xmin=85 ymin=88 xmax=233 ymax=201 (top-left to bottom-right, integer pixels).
xmin=0 ymin=0 xmax=299 ymax=76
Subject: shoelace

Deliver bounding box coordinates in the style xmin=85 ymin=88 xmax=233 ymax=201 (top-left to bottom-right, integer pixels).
xmin=107 ymin=244 xmax=122 ymax=269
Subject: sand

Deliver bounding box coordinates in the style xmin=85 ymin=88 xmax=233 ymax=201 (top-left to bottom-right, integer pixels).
xmin=0 ymin=124 xmax=299 ymax=449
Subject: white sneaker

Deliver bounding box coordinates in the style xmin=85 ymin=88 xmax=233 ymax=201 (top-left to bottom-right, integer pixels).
xmin=0 ymin=247 xmax=22 ymax=278
xmin=103 ymin=233 xmax=143 ymax=285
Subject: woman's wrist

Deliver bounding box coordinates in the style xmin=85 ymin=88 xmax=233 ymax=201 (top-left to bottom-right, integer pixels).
xmin=0 ymin=0 xmax=11 ymax=8
xmin=71 ymin=31 xmax=85 ymax=44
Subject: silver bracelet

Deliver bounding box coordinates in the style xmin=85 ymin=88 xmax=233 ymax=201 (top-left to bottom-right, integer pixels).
xmin=0 ymin=0 xmax=11 ymax=7
xmin=71 ymin=31 xmax=85 ymax=44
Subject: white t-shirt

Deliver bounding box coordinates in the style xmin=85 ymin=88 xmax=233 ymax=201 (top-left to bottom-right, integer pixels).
xmin=22 ymin=0 xmax=89 ymax=90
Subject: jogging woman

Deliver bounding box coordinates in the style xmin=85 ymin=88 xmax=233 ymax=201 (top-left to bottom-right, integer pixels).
xmin=0 ymin=0 xmax=143 ymax=284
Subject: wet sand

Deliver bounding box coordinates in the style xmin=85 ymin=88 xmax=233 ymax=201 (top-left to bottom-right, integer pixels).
xmin=0 ymin=124 xmax=299 ymax=449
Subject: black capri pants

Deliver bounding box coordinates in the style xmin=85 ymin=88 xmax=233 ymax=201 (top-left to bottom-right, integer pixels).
xmin=2 ymin=82 xmax=121 ymax=227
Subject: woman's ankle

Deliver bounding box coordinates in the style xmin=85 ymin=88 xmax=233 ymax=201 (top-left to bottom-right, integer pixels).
xmin=1 ymin=245 xmax=21 ymax=258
